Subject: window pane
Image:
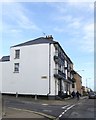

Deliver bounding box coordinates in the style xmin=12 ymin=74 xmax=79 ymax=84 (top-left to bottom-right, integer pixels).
xmin=15 ymin=50 xmax=20 ymax=59
xmin=14 ymin=63 xmax=19 ymax=72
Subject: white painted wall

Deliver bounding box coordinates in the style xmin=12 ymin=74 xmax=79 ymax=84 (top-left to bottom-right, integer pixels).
xmin=50 ymin=44 xmax=57 ymax=95
xmin=2 ymin=62 xmax=11 ymax=93
xmin=0 ymin=63 xmax=1 ymax=92
xmin=2 ymin=44 xmax=50 ymax=95
xmin=1 ymin=42 xmax=74 ymax=96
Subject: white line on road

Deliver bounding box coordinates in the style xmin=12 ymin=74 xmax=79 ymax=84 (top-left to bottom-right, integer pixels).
xmin=43 ymin=109 xmax=52 ymax=112
xmin=66 ymin=104 xmax=75 ymax=110
xmin=42 ymin=104 xmax=48 ymax=106
xmin=61 ymin=105 xmax=70 ymax=109
xmin=59 ymin=104 xmax=76 ymax=118
xmin=59 ymin=114 xmax=62 ymax=118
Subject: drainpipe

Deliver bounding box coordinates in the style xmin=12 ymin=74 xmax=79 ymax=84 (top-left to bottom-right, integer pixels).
xmin=48 ymin=43 xmax=51 ymax=95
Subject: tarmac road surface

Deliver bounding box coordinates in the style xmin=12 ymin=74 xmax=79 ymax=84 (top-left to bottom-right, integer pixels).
xmin=58 ymin=99 xmax=96 ymax=119
xmin=2 ymin=95 xmax=96 ymax=119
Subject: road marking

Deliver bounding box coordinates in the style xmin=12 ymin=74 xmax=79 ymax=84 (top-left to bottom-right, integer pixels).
xmin=59 ymin=114 xmax=62 ymax=118
xmin=42 ymin=104 xmax=48 ymax=106
xmin=62 ymin=105 xmax=70 ymax=109
xmin=66 ymin=104 xmax=75 ymax=110
xmin=59 ymin=109 xmax=67 ymax=118
xmin=43 ymin=109 xmax=52 ymax=112
xmin=59 ymin=104 xmax=76 ymax=118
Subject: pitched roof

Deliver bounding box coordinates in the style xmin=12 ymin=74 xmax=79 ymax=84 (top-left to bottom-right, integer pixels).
xmin=10 ymin=36 xmax=73 ymax=64
xmin=11 ymin=37 xmax=57 ymax=47
xmin=0 ymin=56 xmax=10 ymax=62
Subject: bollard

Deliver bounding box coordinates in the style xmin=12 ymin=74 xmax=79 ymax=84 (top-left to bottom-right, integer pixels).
xmin=16 ymin=92 xmax=18 ymax=98
xmin=35 ymin=94 xmax=37 ymax=100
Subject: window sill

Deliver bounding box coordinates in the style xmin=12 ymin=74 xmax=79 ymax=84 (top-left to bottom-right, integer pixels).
xmin=14 ymin=58 xmax=20 ymax=59
xmin=13 ymin=71 xmax=19 ymax=73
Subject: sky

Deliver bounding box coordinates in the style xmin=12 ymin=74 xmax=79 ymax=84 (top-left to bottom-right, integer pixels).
xmin=0 ymin=0 xmax=95 ymax=90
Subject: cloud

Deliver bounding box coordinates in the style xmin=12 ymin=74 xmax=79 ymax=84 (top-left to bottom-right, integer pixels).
xmin=2 ymin=2 xmax=41 ymax=32
xmin=67 ymin=1 xmax=94 ymax=13
xmin=51 ymin=3 xmax=93 ymax=53
xmin=0 ymin=0 xmax=95 ymax=2
xmin=54 ymin=27 xmax=65 ymax=33
xmin=53 ymin=15 xmax=82 ymax=34
xmin=54 ymin=23 xmax=94 ymax=53
xmin=67 ymin=0 xmax=94 ymax=3
xmin=68 ymin=18 xmax=81 ymax=29
xmin=1 ymin=0 xmax=16 ymax=2
xmin=16 ymin=13 xmax=40 ymax=30
xmin=80 ymin=23 xmax=94 ymax=53
xmin=55 ymin=14 xmax=72 ymax=22
xmin=52 ymin=2 xmax=94 ymax=16
xmin=66 ymin=23 xmax=94 ymax=53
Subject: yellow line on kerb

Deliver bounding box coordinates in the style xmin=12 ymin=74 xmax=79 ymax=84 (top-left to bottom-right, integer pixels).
xmin=8 ymin=107 xmax=56 ymax=120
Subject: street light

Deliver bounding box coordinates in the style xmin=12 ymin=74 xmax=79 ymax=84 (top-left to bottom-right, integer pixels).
xmin=86 ymin=78 xmax=87 ymax=88
xmin=75 ymin=70 xmax=84 ymax=78
xmin=76 ymin=70 xmax=84 ymax=72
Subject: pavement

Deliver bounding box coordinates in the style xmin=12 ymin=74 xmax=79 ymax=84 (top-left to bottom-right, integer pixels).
xmin=2 ymin=107 xmax=46 ymax=119
xmin=1 ymin=95 xmax=88 ymax=120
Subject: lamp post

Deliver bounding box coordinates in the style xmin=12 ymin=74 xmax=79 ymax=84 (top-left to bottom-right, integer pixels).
xmin=86 ymin=78 xmax=87 ymax=88
xmin=85 ymin=78 xmax=91 ymax=93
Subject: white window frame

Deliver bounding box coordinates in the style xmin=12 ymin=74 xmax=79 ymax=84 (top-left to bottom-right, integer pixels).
xmin=15 ymin=49 xmax=20 ymax=59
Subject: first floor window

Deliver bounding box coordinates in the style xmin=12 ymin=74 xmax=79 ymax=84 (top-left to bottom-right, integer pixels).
xmin=15 ymin=49 xmax=20 ymax=59
xmin=14 ymin=63 xmax=19 ymax=72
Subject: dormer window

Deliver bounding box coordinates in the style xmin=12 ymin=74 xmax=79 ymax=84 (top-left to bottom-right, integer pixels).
xmin=15 ymin=49 xmax=20 ymax=59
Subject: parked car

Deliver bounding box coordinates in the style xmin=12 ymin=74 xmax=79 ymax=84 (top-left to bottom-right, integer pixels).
xmin=88 ymin=92 xmax=96 ymax=99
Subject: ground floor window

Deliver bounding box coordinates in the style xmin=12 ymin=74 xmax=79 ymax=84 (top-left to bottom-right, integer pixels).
xmin=14 ymin=63 xmax=19 ymax=73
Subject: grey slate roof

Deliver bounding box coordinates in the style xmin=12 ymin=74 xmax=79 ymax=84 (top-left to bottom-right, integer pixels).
xmin=11 ymin=37 xmax=57 ymax=47
xmin=0 ymin=56 xmax=10 ymax=62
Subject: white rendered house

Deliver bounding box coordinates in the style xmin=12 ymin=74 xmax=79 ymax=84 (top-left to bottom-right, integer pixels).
xmin=0 ymin=36 xmax=76 ymax=98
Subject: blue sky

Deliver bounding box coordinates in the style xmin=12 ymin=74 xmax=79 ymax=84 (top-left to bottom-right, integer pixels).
xmin=1 ymin=1 xmax=94 ymax=90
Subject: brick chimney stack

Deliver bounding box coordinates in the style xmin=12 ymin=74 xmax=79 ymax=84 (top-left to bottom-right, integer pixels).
xmin=45 ymin=35 xmax=53 ymax=40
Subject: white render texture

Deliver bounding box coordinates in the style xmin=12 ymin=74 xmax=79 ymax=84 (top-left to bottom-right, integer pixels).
xmin=0 ymin=63 xmax=2 ymax=93
xmin=0 ymin=38 xmax=77 ymax=97
xmin=2 ymin=44 xmax=51 ymax=95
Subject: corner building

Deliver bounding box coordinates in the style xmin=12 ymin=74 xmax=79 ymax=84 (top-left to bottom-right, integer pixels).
xmin=0 ymin=36 xmax=76 ymax=98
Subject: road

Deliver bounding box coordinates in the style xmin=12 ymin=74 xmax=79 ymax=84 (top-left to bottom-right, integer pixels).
xmin=2 ymin=95 xmax=96 ymax=119
xmin=58 ymin=99 xmax=96 ymax=119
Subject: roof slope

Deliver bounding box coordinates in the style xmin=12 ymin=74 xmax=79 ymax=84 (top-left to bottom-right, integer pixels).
xmin=0 ymin=56 xmax=10 ymax=62
xmin=10 ymin=36 xmax=73 ymax=64
xmin=11 ymin=37 xmax=57 ymax=47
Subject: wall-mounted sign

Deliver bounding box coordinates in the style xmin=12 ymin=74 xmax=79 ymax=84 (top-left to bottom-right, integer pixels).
xmin=41 ymin=76 xmax=47 ymax=79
